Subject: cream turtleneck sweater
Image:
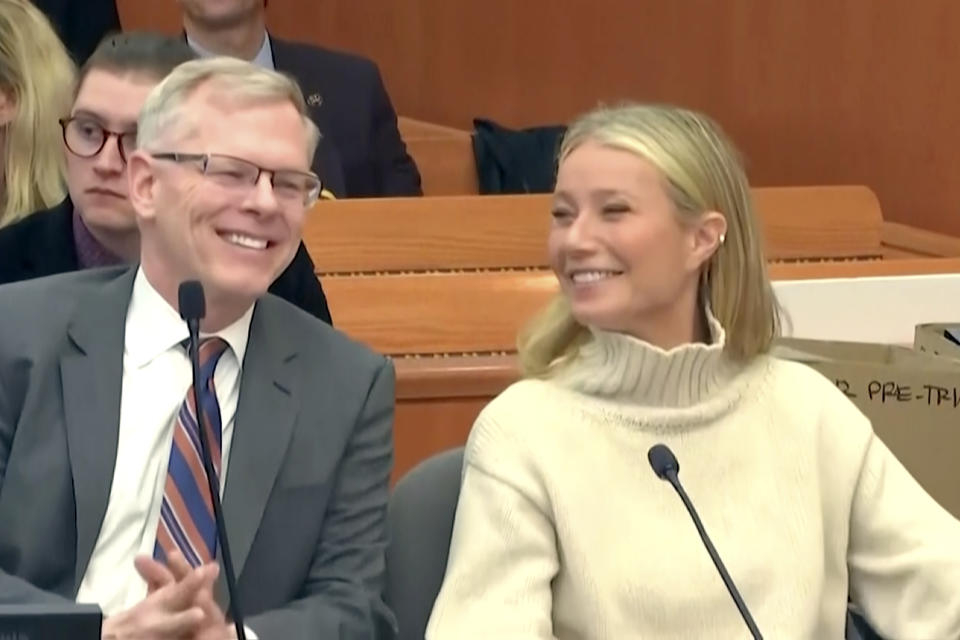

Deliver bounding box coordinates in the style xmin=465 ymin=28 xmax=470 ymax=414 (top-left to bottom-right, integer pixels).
xmin=426 ymin=317 xmax=960 ymax=639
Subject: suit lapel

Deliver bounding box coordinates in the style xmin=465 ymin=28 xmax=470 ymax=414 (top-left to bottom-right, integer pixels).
xmin=269 ymin=35 xmax=347 ymax=197
xmin=271 ymin=36 xmax=333 ymax=139
xmin=272 ymin=39 xmax=327 ymax=121
xmin=21 ymin=198 xmax=81 ymax=279
xmin=61 ymin=268 xmax=135 ymax=589
xmin=216 ymin=298 xmax=301 ymax=606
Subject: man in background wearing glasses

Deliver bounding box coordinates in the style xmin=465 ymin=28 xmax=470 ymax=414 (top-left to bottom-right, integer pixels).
xmin=0 ymin=55 xmax=395 ymax=638
xmin=0 ymin=31 xmax=333 ymax=325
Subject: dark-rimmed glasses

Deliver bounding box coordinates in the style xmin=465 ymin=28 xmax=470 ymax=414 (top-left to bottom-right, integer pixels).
xmin=150 ymin=152 xmax=322 ymax=208
xmin=59 ymin=117 xmax=137 ymax=163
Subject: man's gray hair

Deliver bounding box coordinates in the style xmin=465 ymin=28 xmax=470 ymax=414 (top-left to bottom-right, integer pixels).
xmin=137 ymin=56 xmax=320 ymax=163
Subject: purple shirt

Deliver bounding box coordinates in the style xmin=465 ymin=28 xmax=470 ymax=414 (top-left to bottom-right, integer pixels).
xmin=72 ymin=209 xmax=123 ymax=269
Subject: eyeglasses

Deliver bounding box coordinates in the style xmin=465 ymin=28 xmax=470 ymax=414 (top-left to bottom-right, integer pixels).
xmin=150 ymin=152 xmax=322 ymax=207
xmin=59 ymin=117 xmax=137 ymax=163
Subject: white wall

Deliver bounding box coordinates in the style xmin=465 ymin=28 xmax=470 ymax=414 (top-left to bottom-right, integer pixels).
xmin=774 ymin=274 xmax=960 ymax=345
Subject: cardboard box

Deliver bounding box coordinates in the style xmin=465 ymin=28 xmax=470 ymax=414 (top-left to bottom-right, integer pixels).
xmin=773 ymin=337 xmax=960 ymax=519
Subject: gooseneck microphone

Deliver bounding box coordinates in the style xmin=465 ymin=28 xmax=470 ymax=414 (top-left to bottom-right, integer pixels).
xmin=178 ymin=281 xmax=246 ymax=640
xmin=647 ymin=444 xmax=763 ymax=640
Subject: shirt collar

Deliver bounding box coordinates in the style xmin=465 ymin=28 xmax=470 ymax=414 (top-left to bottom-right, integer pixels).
xmin=186 ymin=31 xmax=275 ymax=70
xmin=72 ymin=208 xmax=123 ymax=269
xmin=125 ymin=267 xmax=254 ymax=369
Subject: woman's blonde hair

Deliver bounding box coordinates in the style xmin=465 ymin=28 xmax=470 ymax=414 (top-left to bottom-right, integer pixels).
xmin=0 ymin=0 xmax=76 ymax=227
xmin=519 ymin=103 xmax=780 ymax=376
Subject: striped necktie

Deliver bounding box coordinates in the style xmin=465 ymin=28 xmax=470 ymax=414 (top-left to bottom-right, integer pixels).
xmin=154 ymin=337 xmax=229 ymax=567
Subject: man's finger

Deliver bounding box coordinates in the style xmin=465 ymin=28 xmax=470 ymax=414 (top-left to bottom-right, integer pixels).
xmin=134 ymin=555 xmax=174 ymax=594
xmin=151 ymin=605 xmax=206 ymax=636
xmin=203 ymin=562 xmax=220 ymax=585
xmin=166 ymin=550 xmax=194 ymax=582
xmin=196 ymin=587 xmax=226 ymax=624
xmin=155 ymin=564 xmax=211 ymax=611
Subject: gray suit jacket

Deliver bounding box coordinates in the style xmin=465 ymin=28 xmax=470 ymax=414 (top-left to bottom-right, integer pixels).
xmin=0 ymin=267 xmax=397 ymax=638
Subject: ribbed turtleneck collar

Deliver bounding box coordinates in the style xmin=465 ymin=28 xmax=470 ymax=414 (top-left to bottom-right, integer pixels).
xmin=553 ymin=311 xmax=745 ymax=411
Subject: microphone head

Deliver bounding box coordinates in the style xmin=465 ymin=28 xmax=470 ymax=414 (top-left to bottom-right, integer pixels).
xmin=648 ymin=443 xmax=680 ymax=480
xmin=178 ymin=280 xmax=206 ymax=322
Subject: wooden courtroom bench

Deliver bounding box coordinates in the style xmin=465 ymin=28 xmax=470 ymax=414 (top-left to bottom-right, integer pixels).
xmin=303 ymin=186 xmax=960 ymax=481
xmin=398 ymin=116 xmax=478 ymax=195
xmin=396 ymin=115 xmax=960 ymax=260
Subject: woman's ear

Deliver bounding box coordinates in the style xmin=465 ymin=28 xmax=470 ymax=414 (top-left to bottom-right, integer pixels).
xmin=687 ymin=210 xmax=728 ymax=270
xmin=0 ymin=88 xmax=17 ymax=127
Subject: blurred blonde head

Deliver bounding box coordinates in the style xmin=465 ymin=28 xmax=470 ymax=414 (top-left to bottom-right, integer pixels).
xmin=0 ymin=0 xmax=76 ymax=226
xmin=519 ymin=103 xmax=780 ymax=377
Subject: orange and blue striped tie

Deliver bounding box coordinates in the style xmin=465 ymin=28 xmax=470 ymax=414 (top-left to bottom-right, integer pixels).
xmin=154 ymin=337 xmax=229 ymax=567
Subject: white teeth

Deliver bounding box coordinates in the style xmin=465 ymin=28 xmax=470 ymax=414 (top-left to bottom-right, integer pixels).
xmin=571 ymin=271 xmax=619 ymax=283
xmin=224 ymin=233 xmax=268 ymax=250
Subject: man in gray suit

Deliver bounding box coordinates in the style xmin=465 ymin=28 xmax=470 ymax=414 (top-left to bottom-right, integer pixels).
xmin=0 ymin=56 xmax=395 ymax=639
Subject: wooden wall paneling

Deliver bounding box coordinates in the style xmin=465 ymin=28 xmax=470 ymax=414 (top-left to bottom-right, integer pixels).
xmin=120 ymin=0 xmax=960 ymax=236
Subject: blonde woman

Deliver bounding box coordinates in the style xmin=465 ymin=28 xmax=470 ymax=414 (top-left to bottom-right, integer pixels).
xmin=0 ymin=0 xmax=76 ymax=227
xmin=427 ymin=104 xmax=960 ymax=639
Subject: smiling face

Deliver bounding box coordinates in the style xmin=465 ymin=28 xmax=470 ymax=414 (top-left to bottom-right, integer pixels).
xmin=128 ymin=84 xmax=309 ymax=310
xmin=549 ymin=140 xmax=724 ymax=344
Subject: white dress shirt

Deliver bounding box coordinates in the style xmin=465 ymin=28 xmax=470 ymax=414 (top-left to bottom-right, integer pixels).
xmin=76 ymin=268 xmax=252 ymax=616
xmin=187 ymin=31 xmax=275 ymax=70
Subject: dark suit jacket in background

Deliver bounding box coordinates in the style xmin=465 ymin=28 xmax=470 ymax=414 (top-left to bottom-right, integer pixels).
xmin=0 ymin=267 xmax=397 ymax=638
xmin=33 ymin=0 xmax=121 ymax=64
xmin=0 ymin=198 xmax=333 ymax=325
xmin=271 ymin=36 xmax=423 ymax=198
xmin=472 ymin=118 xmax=566 ymax=194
